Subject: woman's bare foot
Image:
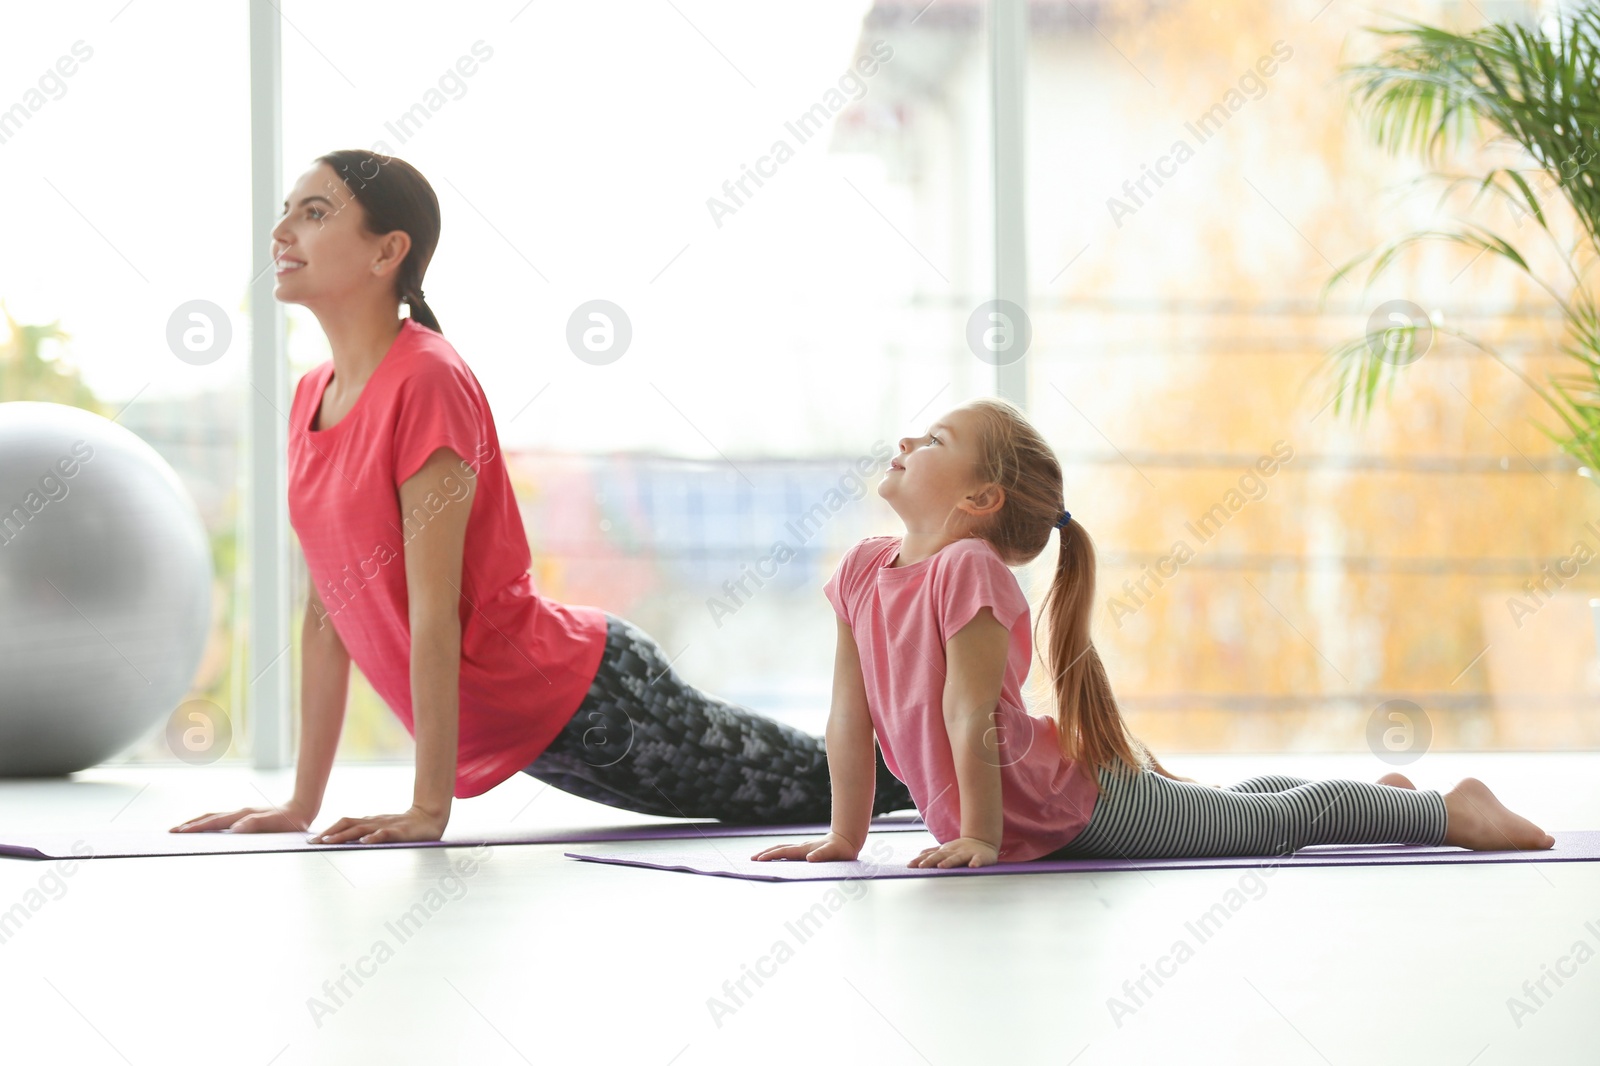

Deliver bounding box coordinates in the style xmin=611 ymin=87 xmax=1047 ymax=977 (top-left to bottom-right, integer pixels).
xmin=1441 ymin=778 xmax=1555 ymax=851
xmin=1377 ymin=772 xmax=1415 ymax=789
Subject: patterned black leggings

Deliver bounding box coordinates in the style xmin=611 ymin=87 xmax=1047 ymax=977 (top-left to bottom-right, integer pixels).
xmin=522 ymin=613 xmax=914 ymax=823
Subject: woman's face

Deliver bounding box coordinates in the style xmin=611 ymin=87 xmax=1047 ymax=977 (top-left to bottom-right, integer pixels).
xmin=270 ymin=162 xmax=407 ymax=309
xmin=879 ymin=405 xmax=1001 ymax=531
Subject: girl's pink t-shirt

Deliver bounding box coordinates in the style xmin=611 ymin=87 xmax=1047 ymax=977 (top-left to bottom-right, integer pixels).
xmin=287 ymin=318 xmax=609 ymax=799
xmin=824 ymin=535 xmax=1099 ymax=861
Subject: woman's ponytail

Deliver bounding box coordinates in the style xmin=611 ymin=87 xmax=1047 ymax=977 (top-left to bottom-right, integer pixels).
xmin=314 ymin=149 xmax=444 ymax=336
xmin=404 ymin=289 xmax=441 ymax=334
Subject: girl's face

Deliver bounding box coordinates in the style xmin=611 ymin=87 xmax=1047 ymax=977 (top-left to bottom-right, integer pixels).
xmin=270 ymin=162 xmax=407 ymax=309
xmin=879 ymin=406 xmax=1002 ymax=531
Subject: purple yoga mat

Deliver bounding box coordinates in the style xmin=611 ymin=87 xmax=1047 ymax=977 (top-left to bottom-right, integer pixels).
xmin=0 ymin=814 xmax=926 ymax=861
xmin=564 ymin=829 xmax=1600 ymax=880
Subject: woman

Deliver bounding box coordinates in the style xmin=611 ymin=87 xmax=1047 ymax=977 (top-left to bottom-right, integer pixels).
xmin=171 ymin=149 xmax=912 ymax=844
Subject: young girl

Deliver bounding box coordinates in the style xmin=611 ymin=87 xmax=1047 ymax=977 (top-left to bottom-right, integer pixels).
xmin=171 ymin=149 xmax=911 ymax=844
xmin=753 ymin=398 xmax=1554 ymax=868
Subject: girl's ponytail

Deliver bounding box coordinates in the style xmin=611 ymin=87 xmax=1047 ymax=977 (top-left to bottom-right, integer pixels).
xmin=961 ymin=396 xmax=1151 ymax=774
xmin=1041 ymin=518 xmax=1150 ymax=772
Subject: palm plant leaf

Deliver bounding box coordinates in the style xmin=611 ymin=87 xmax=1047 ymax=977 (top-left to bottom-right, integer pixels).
xmin=1324 ymin=6 xmax=1600 ymax=471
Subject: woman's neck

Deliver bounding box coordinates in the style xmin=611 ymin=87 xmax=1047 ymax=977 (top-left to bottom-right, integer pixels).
xmin=317 ymin=307 xmax=405 ymax=388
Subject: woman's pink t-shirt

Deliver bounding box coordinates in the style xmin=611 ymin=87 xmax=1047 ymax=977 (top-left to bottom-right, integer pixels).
xmin=287 ymin=318 xmax=609 ymax=799
xmin=824 ymin=535 xmax=1099 ymax=861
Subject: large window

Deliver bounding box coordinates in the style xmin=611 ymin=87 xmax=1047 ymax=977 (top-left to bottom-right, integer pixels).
xmin=1020 ymin=0 xmax=1598 ymax=751
xmin=277 ymin=0 xmax=993 ymax=751
xmin=5 ymin=0 xmax=1593 ymax=768
xmin=0 ymin=1 xmax=251 ymax=765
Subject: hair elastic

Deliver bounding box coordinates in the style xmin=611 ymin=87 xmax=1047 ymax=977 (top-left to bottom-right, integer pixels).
xmin=1054 ymin=510 xmax=1072 ymax=530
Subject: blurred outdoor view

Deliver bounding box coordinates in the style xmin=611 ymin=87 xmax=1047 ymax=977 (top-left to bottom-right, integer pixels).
xmin=1 ymin=0 xmax=1595 ymax=767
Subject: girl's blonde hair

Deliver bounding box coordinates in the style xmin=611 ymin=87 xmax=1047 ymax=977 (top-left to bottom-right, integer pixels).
xmin=962 ymin=397 xmax=1152 ymax=773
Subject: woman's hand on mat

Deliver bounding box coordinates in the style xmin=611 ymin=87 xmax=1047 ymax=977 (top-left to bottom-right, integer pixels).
xmin=308 ymin=805 xmax=448 ymax=845
xmin=170 ymin=803 xmax=315 ymax=834
xmin=908 ymin=836 xmax=999 ymax=869
xmin=750 ymin=832 xmax=861 ymax=863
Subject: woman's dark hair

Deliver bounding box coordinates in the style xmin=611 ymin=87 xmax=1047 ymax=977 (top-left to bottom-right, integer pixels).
xmin=313 ymin=149 xmax=442 ymax=334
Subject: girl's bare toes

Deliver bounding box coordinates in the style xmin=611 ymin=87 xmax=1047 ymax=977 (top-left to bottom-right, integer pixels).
xmin=1377 ymin=772 xmax=1415 ymax=789
xmin=1443 ymin=777 xmax=1555 ymax=851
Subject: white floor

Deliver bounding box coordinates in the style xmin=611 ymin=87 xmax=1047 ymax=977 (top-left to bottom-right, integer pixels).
xmin=1 ymin=752 xmax=1596 ymax=1066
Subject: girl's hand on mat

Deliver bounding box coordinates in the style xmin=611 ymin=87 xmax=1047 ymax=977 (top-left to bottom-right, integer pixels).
xmin=308 ymin=806 xmax=448 ymax=845
xmin=750 ymin=833 xmax=860 ymax=863
xmin=908 ymin=836 xmax=998 ymax=869
xmin=170 ymin=804 xmax=315 ymax=834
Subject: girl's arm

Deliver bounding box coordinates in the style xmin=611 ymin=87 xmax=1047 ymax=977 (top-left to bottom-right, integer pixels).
xmin=825 ymin=614 xmax=878 ymax=852
xmin=751 ymin=615 xmax=876 ymax=862
xmin=910 ymin=607 xmax=1010 ymax=868
xmin=310 ymin=446 xmax=475 ymax=845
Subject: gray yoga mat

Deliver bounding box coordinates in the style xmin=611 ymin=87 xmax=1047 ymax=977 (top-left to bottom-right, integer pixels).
xmin=564 ymin=829 xmax=1600 ymax=880
xmin=0 ymin=814 xmax=927 ymax=861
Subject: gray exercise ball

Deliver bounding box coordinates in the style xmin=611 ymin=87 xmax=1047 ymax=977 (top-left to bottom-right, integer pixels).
xmin=0 ymin=401 xmax=213 ymax=775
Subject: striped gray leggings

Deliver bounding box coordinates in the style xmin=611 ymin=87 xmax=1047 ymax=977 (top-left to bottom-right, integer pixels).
xmin=1042 ymin=761 xmax=1448 ymax=860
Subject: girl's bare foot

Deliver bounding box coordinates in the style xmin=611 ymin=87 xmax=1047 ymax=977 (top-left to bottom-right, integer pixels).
xmin=1377 ymin=772 xmax=1415 ymax=789
xmin=1441 ymin=778 xmax=1555 ymax=851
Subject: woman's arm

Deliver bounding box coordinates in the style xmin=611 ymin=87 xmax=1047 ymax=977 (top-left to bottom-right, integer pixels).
xmin=289 ymin=575 xmax=352 ymax=821
xmin=401 ymin=447 xmax=476 ymax=827
xmin=312 ymin=446 xmax=475 ymax=845
xmin=910 ymin=607 xmax=1009 ymax=868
